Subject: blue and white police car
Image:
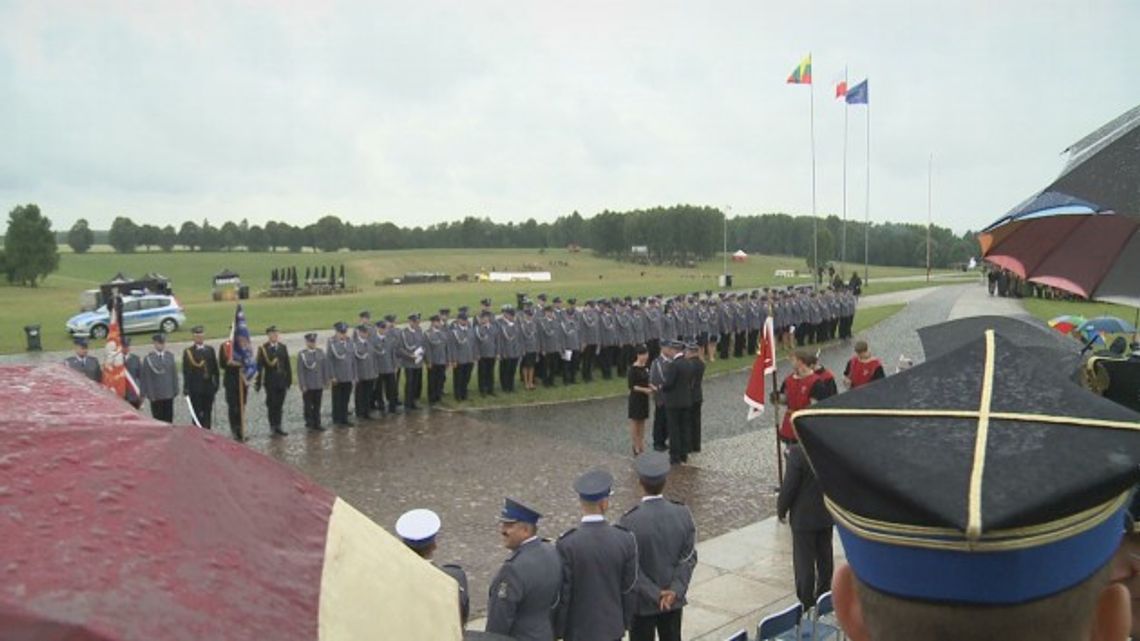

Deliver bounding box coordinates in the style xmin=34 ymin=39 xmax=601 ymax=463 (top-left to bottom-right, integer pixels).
xmin=66 ymin=294 xmax=186 ymax=339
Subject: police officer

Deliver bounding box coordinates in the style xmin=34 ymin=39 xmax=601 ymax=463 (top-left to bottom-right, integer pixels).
xmin=448 ymin=311 xmax=475 ymax=401
xmin=475 ymin=310 xmax=499 ymax=396
xmin=520 ymin=307 xmax=540 ymax=391
xmin=396 ymin=313 xmax=425 ymax=410
xmin=661 ymin=340 xmax=695 ymax=464
xmin=255 ymin=326 xmax=292 ymax=436
xmin=580 ymin=300 xmax=600 ymax=382
xmin=326 ymin=322 xmax=355 ymax=427
xmin=686 ymin=342 xmax=705 ymax=453
xmin=538 ymin=305 xmax=563 ymax=388
xmin=561 ymin=305 xmax=581 ymax=385
xmin=487 ymin=498 xmax=563 ymax=641
xmin=352 ymin=323 xmax=377 ymax=420
xmin=599 ymin=302 xmax=619 ymax=380
xmin=297 ymin=332 xmax=328 ymax=430
xmin=65 ymin=337 xmax=102 ymax=383
xmin=555 ymin=469 xmax=638 ymax=641
xmin=140 ymin=333 xmax=178 ymax=423
xmin=219 ymin=335 xmax=248 ymax=440
xmin=181 ymin=325 xmax=220 ymax=429
xmin=619 ymin=453 xmax=697 ymax=641
xmin=649 ymin=341 xmax=673 ymax=453
xmin=374 ymin=318 xmax=399 ymax=414
xmin=122 ymin=336 xmax=142 ymax=409
xmin=425 ymin=314 xmax=449 ymax=404
xmin=498 ymin=306 xmax=523 ymax=393
xmin=395 ymin=509 xmax=470 ymax=627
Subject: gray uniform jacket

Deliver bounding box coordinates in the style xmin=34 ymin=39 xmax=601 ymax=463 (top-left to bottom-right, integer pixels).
xmin=296 ymin=347 xmax=329 ymax=391
xmin=396 ymin=326 xmax=425 ymax=369
xmin=616 ymin=311 xmax=633 ymax=346
xmin=749 ymin=301 xmax=764 ymax=331
xmin=733 ymin=302 xmax=748 ymax=330
xmin=556 ymin=520 xmax=638 ymax=641
xmin=649 ymin=356 xmax=670 ymax=407
xmin=521 ymin=318 xmax=540 ymax=354
xmin=426 ymin=327 xmax=450 ymax=366
xmin=618 ymin=497 xmax=698 ymax=616
xmin=632 ymin=310 xmax=647 ymax=345
xmin=438 ymin=562 xmax=470 ymax=626
xmin=808 ymin=299 xmax=823 ymax=325
xmin=663 ymin=311 xmax=677 ymax=341
xmin=538 ymin=315 xmax=562 ymax=354
xmin=374 ymin=332 xmax=398 ymax=375
xmin=486 ymin=537 xmax=563 ymax=641
xmin=353 ymin=335 xmax=377 ymax=381
xmin=646 ymin=308 xmax=663 ymax=342
xmin=475 ymin=322 xmax=499 ymax=359
xmin=580 ymin=308 xmax=600 ymax=346
xmin=448 ymin=324 xmax=476 ymax=364
xmin=561 ymin=315 xmax=581 ymax=352
xmin=498 ymin=319 xmax=525 ymax=359
xmin=139 ymin=350 xmax=178 ymax=401
xmin=325 ymin=337 xmax=355 ymax=383
xmin=65 ymin=354 xmax=102 ymax=383
xmin=600 ymin=312 xmax=619 ymax=347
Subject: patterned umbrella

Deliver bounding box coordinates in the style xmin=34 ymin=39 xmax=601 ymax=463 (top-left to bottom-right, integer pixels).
xmin=1047 ymin=314 xmax=1087 ymax=335
xmin=0 ymin=364 xmax=462 ymax=641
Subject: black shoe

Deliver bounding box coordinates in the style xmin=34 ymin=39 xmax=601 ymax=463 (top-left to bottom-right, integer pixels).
xmin=337 ymin=421 xmax=355 ymax=428
xmin=309 ymin=424 xmax=326 ymax=432
xmin=271 ymin=427 xmax=287 ymax=436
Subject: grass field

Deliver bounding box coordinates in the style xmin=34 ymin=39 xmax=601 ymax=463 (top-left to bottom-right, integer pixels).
xmin=442 ymin=303 xmax=906 ymax=410
xmin=0 ymin=247 xmax=950 ymax=354
xmin=1021 ymin=297 xmax=1139 ymax=350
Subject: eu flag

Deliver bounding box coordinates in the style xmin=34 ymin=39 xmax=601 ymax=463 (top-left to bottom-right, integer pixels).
xmin=231 ymin=304 xmax=259 ymax=384
xmin=846 ymin=79 xmax=869 ymax=105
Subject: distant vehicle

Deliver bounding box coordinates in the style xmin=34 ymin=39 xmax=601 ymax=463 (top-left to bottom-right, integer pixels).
xmin=66 ymin=294 xmax=186 ymax=340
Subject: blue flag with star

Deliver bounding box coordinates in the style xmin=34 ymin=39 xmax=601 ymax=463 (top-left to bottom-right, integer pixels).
xmin=846 ymin=79 xmax=869 ymax=105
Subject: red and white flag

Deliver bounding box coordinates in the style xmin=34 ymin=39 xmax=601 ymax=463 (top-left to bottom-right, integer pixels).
xmin=101 ymin=298 xmax=139 ymax=400
xmin=744 ymin=316 xmax=778 ymax=421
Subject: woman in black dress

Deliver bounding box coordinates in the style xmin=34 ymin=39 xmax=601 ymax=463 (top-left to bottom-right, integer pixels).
xmin=627 ymin=345 xmax=653 ymax=455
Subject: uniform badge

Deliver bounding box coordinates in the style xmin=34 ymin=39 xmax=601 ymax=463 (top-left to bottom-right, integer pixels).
xmin=497 ymin=582 xmax=509 ymax=600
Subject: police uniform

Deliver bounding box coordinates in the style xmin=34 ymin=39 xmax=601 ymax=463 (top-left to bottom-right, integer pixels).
xmin=648 ymin=349 xmax=671 ymax=452
xmin=139 ymin=334 xmax=178 ymax=423
xmin=448 ymin=315 xmax=475 ymax=400
xmin=396 ymin=314 xmax=425 ymax=410
xmin=520 ymin=310 xmax=540 ymax=389
xmin=661 ymin=341 xmax=695 ymax=464
xmin=326 ymin=323 xmax=355 ymax=426
xmin=498 ymin=307 xmax=523 ymax=392
xmin=538 ymin=308 xmax=562 ymax=388
xmin=555 ymin=470 xmax=638 ymax=641
xmin=599 ymin=305 xmax=619 ymax=380
xmin=352 ymin=324 xmax=377 ymax=419
xmin=619 ymin=453 xmax=697 ymax=641
xmin=487 ymin=499 xmax=563 ymax=641
xmin=182 ymin=327 xmax=220 ymax=429
xmin=561 ymin=308 xmax=581 ymax=384
xmin=376 ymin=316 xmax=400 ymax=413
xmin=256 ymin=327 xmax=292 ymax=435
xmin=64 ymin=339 xmax=102 ymax=383
xmin=616 ymin=305 xmax=634 ymax=376
xmin=686 ymin=344 xmax=705 ymax=453
xmin=425 ymin=315 xmax=449 ymax=404
xmin=579 ymin=302 xmax=600 ymax=382
xmin=475 ymin=312 xmax=499 ymax=396
xmin=218 ymin=339 xmax=248 ymax=440
xmin=395 ymin=509 xmax=470 ymax=627
xmin=297 ymin=333 xmax=329 ymax=430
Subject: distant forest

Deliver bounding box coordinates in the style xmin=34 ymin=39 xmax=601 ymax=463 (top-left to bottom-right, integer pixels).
xmin=56 ymin=206 xmax=980 ymax=269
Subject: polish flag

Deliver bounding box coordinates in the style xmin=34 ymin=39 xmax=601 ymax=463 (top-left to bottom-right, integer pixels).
xmin=834 ymin=71 xmax=848 ymax=99
xmin=744 ymin=316 xmax=778 ymax=420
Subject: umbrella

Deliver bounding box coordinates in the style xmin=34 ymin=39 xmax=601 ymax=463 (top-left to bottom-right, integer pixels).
xmin=0 ymin=364 xmax=462 ymax=641
xmin=1047 ymin=314 xmax=1087 ymax=335
xmin=1079 ymin=315 xmax=1137 ymax=336
xmin=980 ymin=103 xmax=1140 ymax=307
xmin=916 ymin=315 xmax=1082 ymax=376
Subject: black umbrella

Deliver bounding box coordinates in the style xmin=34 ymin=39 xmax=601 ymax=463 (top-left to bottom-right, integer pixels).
xmin=1049 ymin=103 xmax=1140 ymax=217
xmin=917 ymin=315 xmax=1082 ymax=376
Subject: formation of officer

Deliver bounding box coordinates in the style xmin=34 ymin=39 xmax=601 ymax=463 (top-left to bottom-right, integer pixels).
xmin=181 ymin=325 xmax=219 ymax=429
xmin=64 ymin=337 xmax=102 ymax=383
xmin=618 ymin=453 xmax=697 ymax=641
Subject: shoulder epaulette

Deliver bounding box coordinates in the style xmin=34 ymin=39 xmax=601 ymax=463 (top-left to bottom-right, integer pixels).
xmin=613 ymin=523 xmax=632 ymax=533
xmin=558 ymin=528 xmax=578 ymax=540
xmin=541 ymin=537 xmax=554 ymax=543
xmin=622 ymin=504 xmax=641 ymax=517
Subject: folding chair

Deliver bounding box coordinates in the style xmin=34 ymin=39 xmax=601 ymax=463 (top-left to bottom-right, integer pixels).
xmin=810 ymin=591 xmax=843 ymax=641
xmin=757 ymin=602 xmax=804 ymax=641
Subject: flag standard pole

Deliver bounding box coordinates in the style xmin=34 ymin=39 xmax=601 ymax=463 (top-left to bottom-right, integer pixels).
xmin=773 ymin=367 xmax=783 ymax=485
xmin=864 ymin=92 xmax=871 ymax=284
xmin=810 ymin=61 xmax=819 ymax=285
xmin=841 ymin=66 xmax=848 ymax=279
xmin=927 ymin=153 xmax=933 ymax=282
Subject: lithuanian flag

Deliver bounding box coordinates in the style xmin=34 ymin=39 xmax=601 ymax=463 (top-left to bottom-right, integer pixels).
xmin=787 ymin=53 xmax=812 ymax=84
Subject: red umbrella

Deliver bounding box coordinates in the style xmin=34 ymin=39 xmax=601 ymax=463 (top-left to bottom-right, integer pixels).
xmin=0 ymin=364 xmax=462 ymax=641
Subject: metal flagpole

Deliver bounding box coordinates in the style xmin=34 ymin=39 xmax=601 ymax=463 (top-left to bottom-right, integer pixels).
xmin=810 ymin=59 xmax=819 ymax=285
xmin=723 ymin=205 xmax=729 ymax=287
xmin=927 ymin=153 xmax=933 ymax=282
xmin=841 ymin=66 xmax=848 ymax=279
xmin=864 ymin=91 xmax=871 ymax=284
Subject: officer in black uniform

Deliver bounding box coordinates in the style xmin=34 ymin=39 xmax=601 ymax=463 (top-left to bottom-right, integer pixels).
xmin=255 ymin=325 xmax=292 ymax=436
xmin=487 ymin=498 xmax=563 ymax=641
xmin=619 ymin=453 xmax=697 ymax=641
xmin=395 ymin=508 xmax=470 ymax=628
xmin=556 ymin=469 xmax=638 ymax=641
xmin=181 ymin=325 xmax=220 ymax=429
xmin=219 ymin=334 xmax=248 ymax=440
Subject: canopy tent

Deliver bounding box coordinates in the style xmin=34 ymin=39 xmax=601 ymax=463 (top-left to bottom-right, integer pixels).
xmin=0 ymin=364 xmax=462 ymax=641
xmin=213 ymin=268 xmax=242 ymax=286
xmin=732 ymin=250 xmax=748 ymax=262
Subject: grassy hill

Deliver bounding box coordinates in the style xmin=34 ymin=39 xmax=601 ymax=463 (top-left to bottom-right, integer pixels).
xmin=0 ymin=248 xmax=956 ymax=354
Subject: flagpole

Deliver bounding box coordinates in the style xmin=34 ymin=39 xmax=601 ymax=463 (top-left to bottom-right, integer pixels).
xmin=864 ymin=88 xmax=871 ymax=284
xmin=841 ymin=65 xmax=848 ymax=279
xmin=810 ymin=58 xmax=819 ymax=285
xmin=927 ymin=152 xmax=933 ymax=282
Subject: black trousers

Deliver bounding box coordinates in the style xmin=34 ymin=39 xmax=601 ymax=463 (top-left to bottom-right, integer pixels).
xmin=332 ymin=381 xmax=352 ymax=424
xmin=302 ymin=389 xmax=323 ymax=427
xmin=647 ymin=339 xmax=661 ymax=363
xmin=403 ymin=367 xmax=422 ymax=407
xmin=665 ymin=407 xmax=691 ymax=463
xmin=224 ymin=381 xmax=246 ymax=440
xmin=652 ymin=404 xmax=668 ymax=451
xmin=542 ymin=353 xmax=559 ymax=386
xmin=376 ymin=373 xmax=398 ymax=412
xmin=718 ymin=334 xmax=731 ymax=359
xmin=188 ymin=393 xmax=214 ymax=428
xmin=618 ymin=345 xmax=633 ymax=376
xmin=478 ymin=357 xmax=496 ymax=395
xmin=355 ymin=379 xmax=374 ymax=418
xmin=748 ymin=329 xmax=759 ymax=355
xmin=795 ymin=323 xmax=810 ymax=346
xmin=691 ymin=400 xmax=702 ymax=452
xmin=563 ymin=351 xmax=579 ymax=384
xmin=427 ymin=364 xmax=446 ymax=402
xmin=454 ymin=362 xmax=473 ymax=400
xmin=265 ymin=386 xmax=286 ymax=429
xmin=599 ymin=345 xmax=616 ymax=379
xmin=150 ymin=398 xmax=174 ymax=423
xmin=630 ymin=609 xmax=682 ymax=641
xmin=581 ymin=344 xmax=597 ymax=381
xmin=499 ymin=358 xmax=518 ymax=392
xmin=793 ymin=527 xmax=834 ymax=610
xmin=734 ymin=331 xmax=747 ymax=357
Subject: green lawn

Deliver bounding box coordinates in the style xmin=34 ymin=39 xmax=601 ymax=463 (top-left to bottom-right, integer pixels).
xmin=1021 ymin=298 xmax=1139 ymax=350
xmin=441 ymin=303 xmax=906 ymax=410
xmin=0 ymin=246 xmax=939 ymax=354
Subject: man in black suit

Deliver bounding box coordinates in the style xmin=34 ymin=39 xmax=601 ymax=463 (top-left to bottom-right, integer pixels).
xmin=660 ymin=340 xmax=694 ymax=465
xmin=777 ymin=443 xmax=834 ymax=610
xmin=255 ymin=325 xmax=292 ymax=436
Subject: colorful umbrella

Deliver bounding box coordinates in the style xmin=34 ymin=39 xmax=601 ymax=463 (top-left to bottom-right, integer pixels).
xmin=1047 ymin=314 xmax=1087 ymax=335
xmin=1079 ymin=315 xmax=1138 ymax=336
xmin=0 ymin=364 xmax=462 ymax=641
xmin=980 ymin=103 xmax=1140 ymax=307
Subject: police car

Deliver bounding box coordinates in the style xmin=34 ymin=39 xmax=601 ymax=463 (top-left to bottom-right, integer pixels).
xmin=66 ymin=294 xmax=186 ymax=339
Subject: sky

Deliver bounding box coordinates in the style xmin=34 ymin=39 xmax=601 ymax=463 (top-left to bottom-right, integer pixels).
xmin=2 ymin=1 xmax=1138 ymax=234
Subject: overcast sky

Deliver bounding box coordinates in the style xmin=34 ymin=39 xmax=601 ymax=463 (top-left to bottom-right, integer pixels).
xmin=2 ymin=1 xmax=1137 ymax=233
